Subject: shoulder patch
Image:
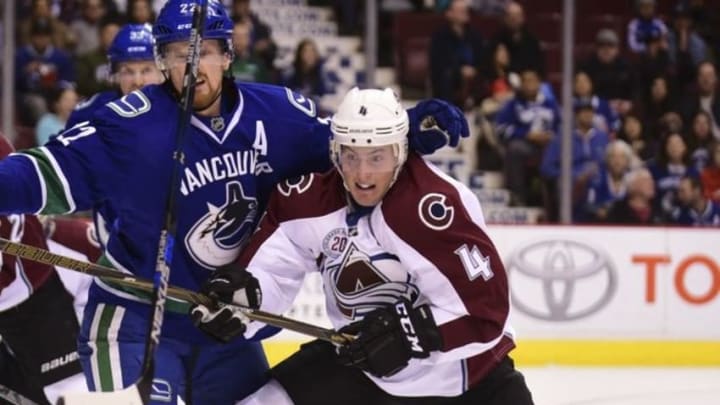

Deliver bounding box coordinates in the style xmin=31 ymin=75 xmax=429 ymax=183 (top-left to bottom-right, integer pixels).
xmin=277 ymin=174 xmax=315 ymax=197
xmin=74 ymin=93 xmax=100 ymax=111
xmin=285 ymin=88 xmax=316 ymax=117
xmin=107 ymin=90 xmax=151 ymax=117
xmin=418 ymin=192 xmax=454 ymax=231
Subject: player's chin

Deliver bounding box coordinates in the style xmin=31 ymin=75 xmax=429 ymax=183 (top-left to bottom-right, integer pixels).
xmin=192 ymin=93 xmax=219 ymax=110
xmin=350 ymin=189 xmax=381 ymax=207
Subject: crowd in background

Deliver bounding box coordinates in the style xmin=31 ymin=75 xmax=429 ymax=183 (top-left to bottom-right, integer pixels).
xmin=5 ymin=0 xmax=720 ymax=226
xmin=12 ymin=0 xmax=327 ymax=130
xmin=427 ymin=0 xmax=720 ymax=226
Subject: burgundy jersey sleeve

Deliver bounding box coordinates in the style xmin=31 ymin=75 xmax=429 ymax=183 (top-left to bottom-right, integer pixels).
xmin=380 ymin=155 xmax=513 ymax=361
xmin=0 ymin=214 xmax=55 ymax=309
xmin=48 ymin=217 xmax=102 ymax=264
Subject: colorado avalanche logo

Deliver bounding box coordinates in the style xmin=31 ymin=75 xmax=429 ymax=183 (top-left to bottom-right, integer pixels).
xmin=185 ymin=182 xmax=258 ymax=269
xmin=328 ymin=243 xmax=418 ymax=320
xmin=418 ymin=193 xmax=454 ymax=230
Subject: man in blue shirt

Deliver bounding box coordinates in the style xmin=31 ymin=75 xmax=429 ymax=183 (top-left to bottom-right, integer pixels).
xmin=672 ymin=175 xmax=720 ymax=226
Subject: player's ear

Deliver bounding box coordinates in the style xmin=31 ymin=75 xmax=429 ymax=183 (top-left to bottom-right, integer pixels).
xmin=222 ymin=52 xmax=232 ymax=70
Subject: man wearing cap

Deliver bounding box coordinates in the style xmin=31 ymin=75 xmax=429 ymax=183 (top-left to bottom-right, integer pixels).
xmin=580 ymin=29 xmax=633 ymax=115
xmin=540 ymin=99 xmax=611 ymax=221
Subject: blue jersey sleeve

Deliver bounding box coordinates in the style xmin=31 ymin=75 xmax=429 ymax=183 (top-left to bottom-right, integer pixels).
xmin=66 ymin=91 xmax=121 ymax=129
xmin=0 ymin=105 xmax=135 ymax=216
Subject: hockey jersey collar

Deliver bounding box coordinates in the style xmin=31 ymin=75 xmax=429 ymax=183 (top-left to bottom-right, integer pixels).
xmin=190 ymin=86 xmax=244 ymax=144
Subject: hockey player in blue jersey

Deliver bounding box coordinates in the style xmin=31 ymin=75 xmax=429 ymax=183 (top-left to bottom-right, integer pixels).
xmin=67 ymin=23 xmax=162 ymax=128
xmin=67 ymin=23 xmax=162 ymax=251
xmin=0 ymin=0 xmax=469 ymax=403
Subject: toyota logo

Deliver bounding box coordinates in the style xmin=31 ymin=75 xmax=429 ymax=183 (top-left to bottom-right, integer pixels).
xmin=506 ymin=239 xmax=617 ymax=321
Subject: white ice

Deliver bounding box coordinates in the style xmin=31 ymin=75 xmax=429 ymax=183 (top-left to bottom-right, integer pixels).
xmin=522 ymin=366 xmax=720 ymax=405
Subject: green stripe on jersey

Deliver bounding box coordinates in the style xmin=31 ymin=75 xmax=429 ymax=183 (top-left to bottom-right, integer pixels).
xmin=21 ymin=148 xmax=72 ymax=214
xmin=96 ymin=305 xmax=118 ymax=391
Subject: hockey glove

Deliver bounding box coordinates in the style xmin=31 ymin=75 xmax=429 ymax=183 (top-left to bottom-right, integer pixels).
xmin=336 ymin=299 xmax=442 ymax=378
xmin=407 ymin=99 xmax=469 ymax=154
xmin=190 ymin=265 xmax=262 ymax=343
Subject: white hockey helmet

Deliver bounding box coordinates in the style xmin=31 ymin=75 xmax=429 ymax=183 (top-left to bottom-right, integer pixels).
xmin=330 ymin=87 xmax=409 ymax=185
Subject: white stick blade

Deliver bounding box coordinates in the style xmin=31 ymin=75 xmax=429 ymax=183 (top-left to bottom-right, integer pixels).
xmin=57 ymin=384 xmax=143 ymax=405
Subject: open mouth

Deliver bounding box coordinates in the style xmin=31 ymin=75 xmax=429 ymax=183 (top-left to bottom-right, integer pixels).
xmin=355 ymin=182 xmax=375 ymax=191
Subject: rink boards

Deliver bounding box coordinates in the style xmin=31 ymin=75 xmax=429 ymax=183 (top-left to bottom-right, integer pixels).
xmin=263 ymin=225 xmax=720 ymax=366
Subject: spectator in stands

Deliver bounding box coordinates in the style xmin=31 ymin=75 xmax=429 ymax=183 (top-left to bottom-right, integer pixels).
xmin=480 ymin=41 xmax=516 ymax=113
xmin=283 ymin=38 xmax=329 ymax=102
xmin=15 ymin=17 xmax=76 ymax=126
xmin=126 ymin=0 xmax=155 ymax=24
xmin=667 ymin=1 xmax=708 ymax=89
xmin=35 ymin=84 xmax=79 ymax=146
xmin=619 ymin=113 xmax=655 ymax=161
xmin=230 ymin=18 xmax=272 ymax=84
xmin=74 ymin=16 xmax=121 ymax=97
xmin=540 ymin=99 xmax=610 ymax=221
xmin=573 ymin=71 xmax=620 ymax=135
xmin=69 ymin=0 xmax=107 ymax=55
xmin=231 ymin=0 xmax=277 ymax=71
xmin=636 ymin=75 xmax=677 ymax=139
xmin=700 ymin=141 xmax=720 ymax=203
xmin=687 ymin=111 xmax=714 ymax=170
xmin=579 ymin=29 xmax=633 ymax=115
xmin=648 ymin=132 xmax=699 ymax=217
xmin=475 ymin=42 xmax=515 ymax=172
xmin=496 ymin=68 xmax=560 ymax=206
xmin=429 ymin=0 xmax=484 ymax=109
xmin=605 ymin=168 xmax=664 ymax=224
xmin=491 ymin=1 xmax=544 ymax=76
xmin=680 ymin=61 xmax=720 ymax=140
xmin=658 ymin=111 xmax=685 ymax=138
xmin=631 ymin=27 xmax=673 ymax=97
xmin=19 ymin=0 xmax=73 ymax=50
xmin=684 ymin=0 xmax=720 ymax=61
xmin=671 ymin=175 xmax=720 ymax=225
xmin=627 ymin=0 xmax=668 ymax=54
xmin=585 ymin=140 xmax=638 ymax=222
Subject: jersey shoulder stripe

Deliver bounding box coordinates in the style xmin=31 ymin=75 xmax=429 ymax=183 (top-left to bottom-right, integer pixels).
xmin=15 ymin=147 xmax=75 ymax=214
xmin=271 ymin=170 xmax=345 ymax=223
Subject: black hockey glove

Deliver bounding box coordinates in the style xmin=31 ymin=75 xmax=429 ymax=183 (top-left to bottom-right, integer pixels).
xmin=336 ymin=299 xmax=442 ymax=378
xmin=190 ymin=265 xmax=262 ymax=343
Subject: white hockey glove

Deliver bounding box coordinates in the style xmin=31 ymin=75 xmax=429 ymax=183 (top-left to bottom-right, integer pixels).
xmin=191 ymin=265 xmax=262 ymax=343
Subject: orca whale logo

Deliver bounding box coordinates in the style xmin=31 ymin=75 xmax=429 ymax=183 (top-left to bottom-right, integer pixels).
xmin=185 ymin=181 xmax=258 ymax=269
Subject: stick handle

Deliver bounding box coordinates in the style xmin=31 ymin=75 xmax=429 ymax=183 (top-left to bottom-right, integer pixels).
xmin=0 ymin=237 xmax=351 ymax=345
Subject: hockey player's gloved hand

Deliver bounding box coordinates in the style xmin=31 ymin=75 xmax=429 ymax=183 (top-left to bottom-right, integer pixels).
xmin=336 ymin=299 xmax=442 ymax=377
xmin=407 ymin=99 xmax=469 ymax=154
xmin=190 ymin=265 xmax=262 ymax=343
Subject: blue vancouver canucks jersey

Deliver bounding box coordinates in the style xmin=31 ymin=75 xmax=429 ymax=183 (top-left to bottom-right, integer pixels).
xmin=0 ymin=79 xmax=331 ymax=343
xmin=67 ymin=90 xmax=123 ymax=128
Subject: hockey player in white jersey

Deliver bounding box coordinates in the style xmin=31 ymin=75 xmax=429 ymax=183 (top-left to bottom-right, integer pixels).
xmin=195 ymin=88 xmax=535 ymax=404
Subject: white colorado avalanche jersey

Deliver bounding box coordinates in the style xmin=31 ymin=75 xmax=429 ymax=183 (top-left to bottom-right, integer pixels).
xmin=240 ymin=153 xmax=516 ymax=397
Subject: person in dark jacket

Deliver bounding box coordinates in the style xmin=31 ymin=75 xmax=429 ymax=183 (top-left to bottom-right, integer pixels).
xmin=429 ymin=0 xmax=484 ymax=109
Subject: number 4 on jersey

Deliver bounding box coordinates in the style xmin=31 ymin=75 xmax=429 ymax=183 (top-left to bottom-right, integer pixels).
xmin=454 ymin=244 xmax=494 ymax=281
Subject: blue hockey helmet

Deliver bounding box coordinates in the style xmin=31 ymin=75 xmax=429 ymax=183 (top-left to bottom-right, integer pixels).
xmin=153 ymin=0 xmax=233 ymax=49
xmin=108 ymin=23 xmax=155 ymax=71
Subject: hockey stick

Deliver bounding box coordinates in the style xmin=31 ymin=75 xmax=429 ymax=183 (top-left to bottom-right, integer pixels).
xmin=0 ymin=236 xmax=351 ymax=345
xmin=58 ymin=2 xmax=207 ymax=404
